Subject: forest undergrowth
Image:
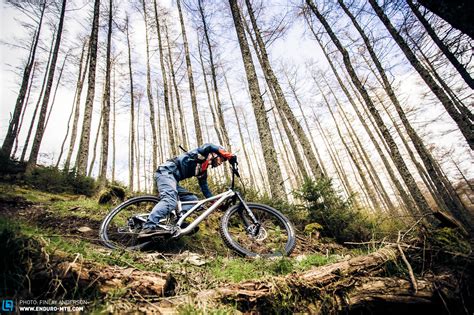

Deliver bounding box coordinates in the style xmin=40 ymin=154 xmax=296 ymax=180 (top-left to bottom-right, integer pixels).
xmin=0 ymin=167 xmax=473 ymax=314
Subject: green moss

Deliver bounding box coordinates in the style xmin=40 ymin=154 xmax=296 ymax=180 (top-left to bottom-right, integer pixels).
xmin=177 ymin=303 xmax=239 ymax=315
xmin=429 ymin=227 xmax=471 ymax=255
xmin=295 ymin=254 xmax=337 ymax=270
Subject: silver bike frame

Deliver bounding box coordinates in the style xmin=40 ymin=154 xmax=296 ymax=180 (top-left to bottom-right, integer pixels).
xmin=173 ymin=189 xmax=236 ymax=237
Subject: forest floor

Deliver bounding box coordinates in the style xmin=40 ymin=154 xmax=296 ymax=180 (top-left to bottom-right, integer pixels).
xmin=1 ymin=182 xmax=473 ymax=314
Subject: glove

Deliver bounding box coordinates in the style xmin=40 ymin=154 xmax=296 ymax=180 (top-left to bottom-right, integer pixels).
xmin=229 ymin=155 xmax=237 ymax=165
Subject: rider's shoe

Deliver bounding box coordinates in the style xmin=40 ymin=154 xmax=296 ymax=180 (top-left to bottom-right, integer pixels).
xmin=138 ymin=224 xmax=174 ymax=239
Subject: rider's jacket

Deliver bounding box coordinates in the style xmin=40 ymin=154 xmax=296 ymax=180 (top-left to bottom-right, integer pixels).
xmin=166 ymin=143 xmax=233 ymax=198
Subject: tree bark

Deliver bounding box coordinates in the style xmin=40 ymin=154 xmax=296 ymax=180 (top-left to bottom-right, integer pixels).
xmin=417 ymin=0 xmax=474 ymax=40
xmin=341 ymin=0 xmax=472 ymax=230
xmin=126 ymin=16 xmax=135 ymax=192
xmin=368 ymin=0 xmax=473 ymax=150
xmin=306 ymin=0 xmax=435 ymax=222
xmin=177 ymin=0 xmax=202 ymax=146
xmin=285 ymin=73 xmax=328 ymax=177
xmin=88 ymin=112 xmax=102 ymax=177
xmin=76 ymin=0 xmax=101 ymax=175
xmin=198 ymin=0 xmax=231 ymax=150
xmin=27 ymin=0 xmax=67 ymax=170
xmin=153 ymin=0 xmax=176 ymax=157
xmin=20 ymin=30 xmax=56 ymax=163
xmin=164 ymin=21 xmax=188 ymax=150
xmin=142 ymin=0 xmax=158 ymax=174
xmin=64 ymin=38 xmax=89 ymax=171
xmin=228 ymin=0 xmax=286 ymax=200
xmin=244 ymin=0 xmax=324 ymax=179
xmin=13 ymin=61 xmax=38 ymax=158
xmin=406 ymin=0 xmax=474 ymax=89
xmin=98 ymin=0 xmax=113 ymax=187
xmin=224 ymin=72 xmax=256 ymax=188
xmin=2 ymin=1 xmax=45 ymax=158
xmin=197 ymin=246 xmax=398 ymax=304
xmin=196 ymin=34 xmax=224 ymax=145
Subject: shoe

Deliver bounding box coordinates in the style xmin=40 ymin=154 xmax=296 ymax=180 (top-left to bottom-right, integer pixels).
xmin=138 ymin=225 xmax=174 ymax=239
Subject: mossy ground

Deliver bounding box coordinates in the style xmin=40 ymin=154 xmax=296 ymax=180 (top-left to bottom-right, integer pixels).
xmin=0 ymin=182 xmax=348 ymax=313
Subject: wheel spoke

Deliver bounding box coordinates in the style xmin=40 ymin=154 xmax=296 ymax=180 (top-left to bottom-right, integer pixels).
xmin=221 ymin=204 xmax=295 ymax=257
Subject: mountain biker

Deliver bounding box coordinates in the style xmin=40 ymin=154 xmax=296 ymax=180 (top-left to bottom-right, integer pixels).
xmin=138 ymin=143 xmax=237 ymax=238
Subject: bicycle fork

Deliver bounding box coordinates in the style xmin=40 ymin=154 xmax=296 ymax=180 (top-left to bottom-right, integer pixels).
xmin=235 ymin=192 xmax=261 ymax=237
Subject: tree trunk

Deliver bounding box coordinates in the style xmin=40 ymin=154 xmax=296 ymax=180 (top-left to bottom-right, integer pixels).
xmin=417 ymin=0 xmax=474 ymax=40
xmin=228 ymin=0 xmax=286 ymax=200
xmin=88 ymin=112 xmax=102 ymax=177
xmin=64 ymin=38 xmax=89 ymax=171
xmin=341 ymin=0 xmax=473 ymax=230
xmin=164 ymin=21 xmax=188 ymax=150
xmin=320 ymin=84 xmax=381 ymax=211
xmin=76 ymin=0 xmax=101 ymax=175
xmin=2 ymin=1 xmax=45 ymax=158
xmin=198 ymin=0 xmax=231 ymax=150
xmin=406 ymin=0 xmax=473 ymax=89
xmin=142 ymin=0 xmax=158 ymax=174
xmin=112 ymin=58 xmax=116 ymax=183
xmin=314 ymin=114 xmax=356 ymax=202
xmin=126 ymin=16 xmax=135 ymax=192
xmin=196 ymin=34 xmax=224 ymax=145
xmin=45 ymin=51 xmax=69 ymax=133
xmin=270 ymin=106 xmax=303 ymax=187
xmin=197 ymin=246 xmax=398 ymax=305
xmin=154 ymin=0 xmax=176 ymax=157
xmin=156 ymin=83 xmax=164 ymax=162
xmin=55 ymin=53 xmax=75 ymax=168
xmin=27 ymin=0 xmax=67 ymax=170
xmin=306 ymin=0 xmax=435 ymax=222
xmin=20 ymin=30 xmax=56 ymax=163
xmin=284 ymin=73 xmax=328 ymax=177
xmin=224 ymin=72 xmax=256 ymax=188
xmin=177 ymin=0 xmax=202 ymax=146
xmin=244 ymin=0 xmax=324 ymax=179
xmin=368 ymin=0 xmax=473 ymax=150
xmin=14 ymin=61 xmax=38 ymax=158
xmin=98 ymin=0 xmax=113 ymax=187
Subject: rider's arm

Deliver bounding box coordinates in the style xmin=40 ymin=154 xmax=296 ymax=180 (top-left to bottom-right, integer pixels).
xmin=198 ymin=171 xmax=213 ymax=198
xmin=197 ymin=143 xmax=233 ymax=161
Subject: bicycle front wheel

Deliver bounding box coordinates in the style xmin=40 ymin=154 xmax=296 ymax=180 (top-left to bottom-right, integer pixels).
xmin=99 ymin=195 xmax=161 ymax=250
xmin=220 ymin=203 xmax=296 ymax=257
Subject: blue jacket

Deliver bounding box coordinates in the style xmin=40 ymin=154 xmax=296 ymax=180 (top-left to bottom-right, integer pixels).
xmin=169 ymin=143 xmax=233 ymax=198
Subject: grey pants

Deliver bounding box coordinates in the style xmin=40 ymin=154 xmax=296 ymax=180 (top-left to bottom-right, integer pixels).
xmin=144 ymin=162 xmax=198 ymax=228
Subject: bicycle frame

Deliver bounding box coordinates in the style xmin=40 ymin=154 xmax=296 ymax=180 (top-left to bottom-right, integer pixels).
xmin=173 ymin=162 xmax=258 ymax=237
xmin=174 ymin=189 xmax=235 ymax=237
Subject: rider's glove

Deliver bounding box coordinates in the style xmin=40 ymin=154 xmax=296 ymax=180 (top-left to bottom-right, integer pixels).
xmin=229 ymin=155 xmax=237 ymax=165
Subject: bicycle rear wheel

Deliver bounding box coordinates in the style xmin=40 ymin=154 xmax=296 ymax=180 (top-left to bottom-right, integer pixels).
xmin=220 ymin=203 xmax=296 ymax=257
xmin=99 ymin=196 xmax=171 ymax=250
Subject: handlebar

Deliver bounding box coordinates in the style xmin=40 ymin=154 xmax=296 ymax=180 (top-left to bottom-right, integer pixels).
xmin=230 ymin=161 xmax=240 ymax=190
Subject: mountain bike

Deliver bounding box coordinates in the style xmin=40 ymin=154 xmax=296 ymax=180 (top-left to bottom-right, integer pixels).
xmin=99 ymin=162 xmax=296 ymax=257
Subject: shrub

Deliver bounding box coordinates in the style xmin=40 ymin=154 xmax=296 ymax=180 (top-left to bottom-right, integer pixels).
xmin=98 ymin=185 xmax=128 ymax=204
xmin=23 ymin=166 xmax=97 ymax=196
xmin=0 ymin=150 xmax=26 ymax=176
xmin=295 ymin=177 xmax=375 ymax=243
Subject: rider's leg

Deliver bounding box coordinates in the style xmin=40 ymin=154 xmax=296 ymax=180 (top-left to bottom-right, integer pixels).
xmin=144 ymin=167 xmax=178 ymax=229
xmin=177 ymin=185 xmax=198 ymax=213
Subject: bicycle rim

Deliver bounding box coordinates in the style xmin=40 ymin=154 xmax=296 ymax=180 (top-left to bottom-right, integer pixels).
xmin=220 ymin=203 xmax=296 ymax=257
xmin=100 ymin=196 xmax=165 ymax=250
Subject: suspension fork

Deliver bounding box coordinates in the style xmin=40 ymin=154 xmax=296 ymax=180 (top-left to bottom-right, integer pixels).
xmin=235 ymin=192 xmax=261 ymax=235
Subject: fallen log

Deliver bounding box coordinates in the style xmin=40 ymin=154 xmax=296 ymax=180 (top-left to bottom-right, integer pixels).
xmin=54 ymin=260 xmax=176 ymax=297
xmin=195 ymin=247 xmax=466 ymax=313
xmin=197 ymin=246 xmax=398 ymax=304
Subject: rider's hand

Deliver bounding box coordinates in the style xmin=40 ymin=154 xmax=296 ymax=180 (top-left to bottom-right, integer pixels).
xmin=229 ymin=155 xmax=237 ymax=165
